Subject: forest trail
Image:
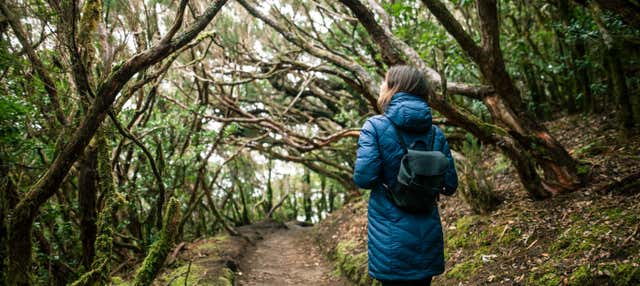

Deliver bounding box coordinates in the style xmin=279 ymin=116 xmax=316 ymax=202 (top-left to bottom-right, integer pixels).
xmin=236 ymin=222 xmax=352 ymax=286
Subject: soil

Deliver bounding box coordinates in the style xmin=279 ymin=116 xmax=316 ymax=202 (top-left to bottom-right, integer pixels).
xmin=236 ymin=222 xmax=352 ymax=286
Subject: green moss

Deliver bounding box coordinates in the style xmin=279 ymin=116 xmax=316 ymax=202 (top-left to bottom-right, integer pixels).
xmin=110 ymin=277 xmax=131 ymax=286
xmin=161 ymin=264 xmax=206 ymax=285
xmin=530 ymin=272 xmax=562 ymax=286
xmin=455 ymin=215 xmax=478 ymax=233
xmin=569 ymin=265 xmax=592 ymax=285
xmin=446 ymin=258 xmax=481 ymax=280
xmin=213 ymin=267 xmax=235 ymax=286
xmin=568 ymin=263 xmax=640 ymax=286
xmin=611 ymin=263 xmax=640 ymax=285
xmin=549 ymin=208 xmax=622 ymax=257
xmin=576 ymin=162 xmax=591 ymax=175
xmin=195 ymin=241 xmax=219 ymax=252
xmin=497 ymin=226 xmax=521 ymax=244
xmin=333 ymin=240 xmax=379 ymax=286
xmin=447 ymin=215 xmax=480 ymax=249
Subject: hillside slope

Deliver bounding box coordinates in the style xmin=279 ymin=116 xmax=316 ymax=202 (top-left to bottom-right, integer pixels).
xmin=313 ymin=114 xmax=640 ymax=285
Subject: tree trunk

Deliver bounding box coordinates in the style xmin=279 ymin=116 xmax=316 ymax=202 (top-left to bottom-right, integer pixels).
xmin=133 ymin=198 xmax=181 ymax=286
xmin=70 ymin=134 xmax=122 ymax=286
xmin=264 ymin=158 xmax=274 ymax=215
xmin=290 ymin=179 xmax=298 ymax=220
xmin=523 ymin=61 xmax=547 ymax=120
xmin=0 ymin=156 xmax=19 ymax=284
xmin=78 ymin=146 xmax=98 ymax=269
xmin=238 ymin=184 xmax=251 ymax=226
xmin=328 ymin=184 xmax=335 ymax=213
xmin=302 ymin=168 xmax=313 ymax=222
xmin=461 ymin=0 xmax=583 ymax=193
xmin=572 ymin=39 xmax=593 ymax=113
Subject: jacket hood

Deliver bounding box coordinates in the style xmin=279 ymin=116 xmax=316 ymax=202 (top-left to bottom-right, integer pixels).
xmin=384 ymin=92 xmax=433 ymax=133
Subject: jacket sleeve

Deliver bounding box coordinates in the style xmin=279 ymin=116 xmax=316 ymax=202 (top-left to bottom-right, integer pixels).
xmin=353 ymin=119 xmax=382 ymax=189
xmin=437 ymin=128 xmax=458 ymax=196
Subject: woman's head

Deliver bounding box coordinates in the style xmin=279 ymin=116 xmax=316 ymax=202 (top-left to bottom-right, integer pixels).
xmin=378 ymin=65 xmax=430 ymax=111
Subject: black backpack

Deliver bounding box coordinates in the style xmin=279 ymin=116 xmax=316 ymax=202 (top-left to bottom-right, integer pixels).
xmin=381 ymin=117 xmax=450 ymax=214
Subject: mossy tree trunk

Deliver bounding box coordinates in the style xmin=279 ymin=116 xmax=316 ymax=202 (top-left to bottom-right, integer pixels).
xmin=71 ymin=133 xmax=123 ymax=286
xmin=133 ymin=198 xmax=182 ymax=286
xmin=0 ymin=156 xmax=19 ymax=284
xmin=317 ymin=176 xmax=327 ymax=221
xmin=238 ymin=183 xmax=251 ymax=226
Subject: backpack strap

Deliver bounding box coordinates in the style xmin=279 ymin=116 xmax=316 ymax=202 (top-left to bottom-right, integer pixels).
xmin=428 ymin=125 xmax=437 ymax=151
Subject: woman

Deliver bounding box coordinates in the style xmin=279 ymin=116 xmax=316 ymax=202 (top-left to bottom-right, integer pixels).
xmin=353 ymin=65 xmax=458 ymax=286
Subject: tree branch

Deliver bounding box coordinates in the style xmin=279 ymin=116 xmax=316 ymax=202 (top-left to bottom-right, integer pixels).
xmin=0 ymin=1 xmax=68 ymax=126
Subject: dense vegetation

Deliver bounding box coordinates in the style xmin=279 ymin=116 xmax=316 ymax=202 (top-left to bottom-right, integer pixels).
xmin=1 ymin=0 xmax=638 ymax=285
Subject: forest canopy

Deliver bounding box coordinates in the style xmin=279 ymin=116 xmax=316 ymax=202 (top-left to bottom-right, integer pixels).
xmin=1 ymin=0 xmax=639 ymax=285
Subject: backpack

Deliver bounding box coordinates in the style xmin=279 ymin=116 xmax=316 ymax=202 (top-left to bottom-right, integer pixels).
xmin=381 ymin=116 xmax=450 ymax=214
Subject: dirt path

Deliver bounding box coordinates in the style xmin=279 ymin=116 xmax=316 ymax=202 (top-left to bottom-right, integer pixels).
xmin=236 ymin=222 xmax=352 ymax=286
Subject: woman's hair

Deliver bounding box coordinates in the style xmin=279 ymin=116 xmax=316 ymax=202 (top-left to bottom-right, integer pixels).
xmin=377 ymin=65 xmax=431 ymax=111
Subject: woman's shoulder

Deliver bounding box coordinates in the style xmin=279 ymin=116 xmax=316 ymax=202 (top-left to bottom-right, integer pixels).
xmin=361 ymin=115 xmax=391 ymax=135
xmin=362 ymin=114 xmax=388 ymax=127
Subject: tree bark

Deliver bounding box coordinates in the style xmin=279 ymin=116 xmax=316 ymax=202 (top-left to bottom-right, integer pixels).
xmin=132 ymin=198 xmax=181 ymax=286
xmin=303 ymin=168 xmax=313 ymax=222
xmin=78 ymin=145 xmax=98 ymax=269
xmin=264 ymin=158 xmax=274 ymax=215
xmin=0 ymin=156 xmax=19 ymax=284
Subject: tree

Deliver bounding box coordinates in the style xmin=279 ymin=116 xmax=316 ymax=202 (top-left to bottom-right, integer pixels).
xmin=1 ymin=0 xmax=229 ymax=283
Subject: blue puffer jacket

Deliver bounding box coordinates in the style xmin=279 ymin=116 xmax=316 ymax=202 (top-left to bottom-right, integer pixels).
xmin=353 ymin=92 xmax=458 ymax=281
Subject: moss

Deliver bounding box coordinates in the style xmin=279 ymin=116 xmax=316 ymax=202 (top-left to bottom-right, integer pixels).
xmin=213 ymin=267 xmax=235 ymax=286
xmin=568 ymin=263 xmax=640 ymax=286
xmin=569 ymin=265 xmax=592 ymax=285
xmin=455 ymin=215 xmax=478 ymax=233
xmin=133 ymin=198 xmax=182 ymax=286
xmin=530 ymin=272 xmax=562 ymax=286
xmin=333 ymin=240 xmax=379 ymax=286
xmin=160 ymin=264 xmax=206 ymax=285
xmin=447 ymin=215 xmax=485 ymax=249
xmin=446 ymin=258 xmax=481 ymax=280
xmin=550 ymin=208 xmax=620 ymax=257
xmin=576 ymin=162 xmax=591 ymax=175
xmin=497 ymin=226 xmax=521 ymax=244
xmin=611 ymin=263 xmax=640 ymax=285
xmin=526 ymin=260 xmax=564 ymax=286
xmin=195 ymin=241 xmax=219 ymax=252
xmin=69 ymin=141 xmax=125 ymax=286
xmin=110 ymin=277 xmax=131 ymax=286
